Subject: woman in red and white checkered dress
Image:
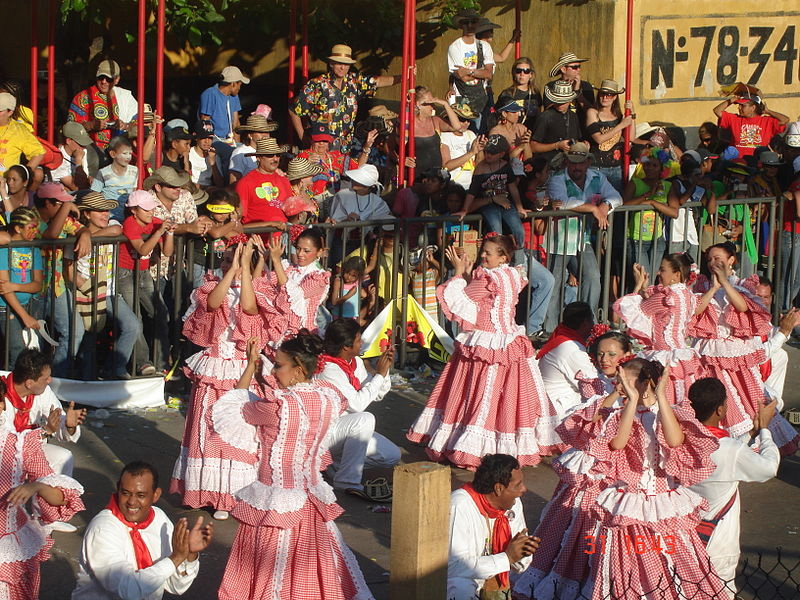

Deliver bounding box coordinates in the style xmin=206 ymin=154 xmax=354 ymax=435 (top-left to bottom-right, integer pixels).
xmin=690 ymin=243 xmax=799 ymax=454
xmin=516 ymin=358 xmax=725 ymax=600
xmin=238 ymin=227 xmax=331 ymax=360
xmin=170 ymin=239 xmax=263 ymax=520
xmin=213 ymin=333 xmax=373 ymax=600
xmin=406 ymin=235 xmax=561 ymax=470
xmin=615 ymin=253 xmax=705 ymax=405
xmin=0 ymin=419 xmax=85 ymax=599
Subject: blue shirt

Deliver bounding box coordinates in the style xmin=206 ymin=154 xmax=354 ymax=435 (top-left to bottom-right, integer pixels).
xmin=91 ymin=164 xmax=139 ymax=222
xmin=0 ymin=246 xmax=42 ymax=307
xmin=199 ymin=85 xmax=241 ymax=139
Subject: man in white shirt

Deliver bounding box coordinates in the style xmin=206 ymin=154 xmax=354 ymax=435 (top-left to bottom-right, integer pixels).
xmin=544 ymin=143 xmax=622 ymax=331
xmin=73 ymin=461 xmax=213 ymax=600
xmin=447 ymin=9 xmax=495 ymax=132
xmin=753 ymin=277 xmax=800 ymax=401
xmin=688 ymin=379 xmax=780 ymax=599
xmin=52 ymin=122 xmax=93 ymax=191
xmin=537 ymin=301 xmax=596 ymax=421
xmin=316 ymin=318 xmax=400 ymax=500
xmin=448 ymin=454 xmax=538 ymax=600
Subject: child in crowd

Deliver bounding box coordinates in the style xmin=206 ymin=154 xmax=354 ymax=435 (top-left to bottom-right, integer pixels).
xmin=410 ymin=246 xmax=441 ymax=318
xmin=118 ymin=190 xmax=175 ymax=375
xmin=329 ymin=256 xmax=376 ymax=324
xmin=193 ymin=189 xmax=244 ymax=288
xmin=91 ymin=136 xmax=139 ymax=222
xmin=0 ymin=207 xmax=43 ymax=367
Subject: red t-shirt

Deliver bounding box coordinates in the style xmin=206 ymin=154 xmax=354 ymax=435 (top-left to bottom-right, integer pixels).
xmin=120 ymin=216 xmax=164 ymax=270
xmin=783 ymin=180 xmax=800 ymax=234
xmin=236 ymin=169 xmax=292 ymax=225
xmin=718 ymin=112 xmax=786 ymax=158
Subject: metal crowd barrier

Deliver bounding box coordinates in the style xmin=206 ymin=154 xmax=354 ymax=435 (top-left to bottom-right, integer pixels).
xmin=0 ymin=195 xmax=783 ymax=377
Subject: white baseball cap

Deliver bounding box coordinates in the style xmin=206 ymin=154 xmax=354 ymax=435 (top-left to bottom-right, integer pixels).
xmin=221 ymin=66 xmax=250 ymax=84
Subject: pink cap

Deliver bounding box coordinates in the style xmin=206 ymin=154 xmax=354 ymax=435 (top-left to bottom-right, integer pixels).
xmin=37 ymin=182 xmax=74 ymax=203
xmin=254 ymin=104 xmax=272 ymax=119
xmin=127 ymin=190 xmax=158 ymax=211
xmin=282 ymin=195 xmax=317 ymax=217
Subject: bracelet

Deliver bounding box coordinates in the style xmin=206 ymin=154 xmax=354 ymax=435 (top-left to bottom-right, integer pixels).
xmin=630 ymin=113 xmax=637 ymax=119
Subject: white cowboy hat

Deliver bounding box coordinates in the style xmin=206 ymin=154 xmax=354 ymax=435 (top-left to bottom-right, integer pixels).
xmin=345 ymin=164 xmax=383 ymax=191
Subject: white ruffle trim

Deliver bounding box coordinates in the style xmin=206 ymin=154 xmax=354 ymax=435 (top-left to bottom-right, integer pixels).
xmin=638 ymin=347 xmax=700 ymax=364
xmin=595 ymin=485 xmax=704 ymax=522
xmin=692 ymin=337 xmax=763 ymax=358
xmin=211 ymin=389 xmax=259 ymax=453
xmin=184 ymin=353 xmax=249 ymax=381
xmin=513 ymin=567 xmax=586 ymax=600
xmin=441 ymin=278 xmax=476 ymax=325
xmin=326 ymin=521 xmax=376 ymax=600
xmin=235 ymin=480 xmax=337 ymax=513
xmin=768 ymin=413 xmax=800 ymax=449
xmin=554 ymin=448 xmax=603 ymax=480
xmin=418 ymin=409 xmax=545 ymax=457
xmin=456 ymin=328 xmax=527 ymax=350
xmin=171 ymin=450 xmax=257 ymax=494
xmin=0 ymin=518 xmax=49 ymax=563
xmin=36 ymin=473 xmax=84 ymax=494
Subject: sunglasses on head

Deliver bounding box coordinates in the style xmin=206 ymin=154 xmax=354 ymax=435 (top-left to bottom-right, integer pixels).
xmin=566 ymin=64 xmax=582 ymax=70
xmin=97 ymin=75 xmax=114 ymax=83
xmin=514 ymin=68 xmax=532 ymax=74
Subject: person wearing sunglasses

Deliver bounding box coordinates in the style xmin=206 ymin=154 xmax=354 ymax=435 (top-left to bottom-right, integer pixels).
xmin=497 ymin=57 xmax=543 ymax=130
xmin=68 ymin=60 xmax=124 ymax=150
xmin=544 ymin=52 xmax=596 ymax=137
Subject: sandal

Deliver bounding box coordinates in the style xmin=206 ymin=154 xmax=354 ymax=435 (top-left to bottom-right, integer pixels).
xmin=345 ymin=478 xmax=393 ymax=503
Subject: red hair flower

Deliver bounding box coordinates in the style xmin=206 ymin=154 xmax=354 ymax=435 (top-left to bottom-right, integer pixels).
xmin=586 ymin=323 xmax=611 ymax=349
xmin=289 ymin=224 xmax=306 ymax=244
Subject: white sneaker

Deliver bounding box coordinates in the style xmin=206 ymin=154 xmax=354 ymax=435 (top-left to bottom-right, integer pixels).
xmin=213 ymin=510 xmax=229 ymax=520
xmin=49 ymin=521 xmax=77 ymax=533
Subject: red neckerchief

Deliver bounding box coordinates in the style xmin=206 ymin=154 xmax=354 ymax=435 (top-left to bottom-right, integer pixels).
xmin=705 ymin=425 xmax=730 ymax=439
xmin=759 ymin=334 xmax=772 ymax=382
xmin=3 ymin=374 xmax=36 ymax=433
xmin=536 ymin=324 xmax=585 ymax=360
xmin=462 ymin=483 xmax=512 ymax=589
xmin=106 ymin=494 xmax=156 ymax=570
xmin=320 ymin=354 xmax=361 ymax=391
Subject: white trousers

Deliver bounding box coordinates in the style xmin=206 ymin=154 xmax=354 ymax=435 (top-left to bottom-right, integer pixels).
xmin=766 ymin=346 xmax=788 ymax=402
xmin=43 ymin=442 xmax=74 ymax=477
xmin=327 ymin=412 xmax=401 ymax=490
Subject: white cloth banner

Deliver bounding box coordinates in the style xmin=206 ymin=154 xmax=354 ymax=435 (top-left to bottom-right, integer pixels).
xmin=48 ymin=376 xmax=165 ymax=409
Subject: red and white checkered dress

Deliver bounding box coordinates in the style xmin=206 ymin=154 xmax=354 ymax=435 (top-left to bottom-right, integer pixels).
xmin=516 ymin=401 xmax=725 ymax=600
xmin=690 ymin=275 xmax=789 ymax=441
xmin=169 ymin=276 xmax=260 ymax=511
xmin=238 ymin=261 xmax=331 ymax=354
xmin=0 ymin=428 xmax=84 ymax=600
xmin=212 ymin=384 xmax=373 ymax=600
xmin=406 ymin=265 xmax=561 ymax=470
xmin=615 ymin=283 xmax=705 ymax=405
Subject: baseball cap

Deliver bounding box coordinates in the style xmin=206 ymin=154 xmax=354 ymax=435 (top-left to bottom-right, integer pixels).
xmin=167 ymin=126 xmax=192 ymax=142
xmin=310 ymin=123 xmax=334 ymax=143
xmin=0 ymin=92 xmax=16 ymax=112
xmin=127 ymin=190 xmax=158 ymax=211
xmin=37 ymin=182 xmax=74 ymax=203
xmin=735 ymin=95 xmax=762 ymax=105
xmin=62 ymin=122 xmax=94 ymax=147
xmin=194 ymin=120 xmax=214 ymax=140
xmin=496 ymin=100 xmax=524 ymax=113
xmin=221 ymin=66 xmax=250 ymax=85
xmin=96 ymin=60 xmax=121 ymax=79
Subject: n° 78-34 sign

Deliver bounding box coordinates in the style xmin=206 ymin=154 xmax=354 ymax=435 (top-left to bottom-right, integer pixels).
xmin=640 ymin=12 xmax=800 ymax=103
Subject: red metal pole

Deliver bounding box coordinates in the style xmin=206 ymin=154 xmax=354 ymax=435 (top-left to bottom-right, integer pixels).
xmin=301 ymin=0 xmax=309 ymax=82
xmin=155 ymin=0 xmax=165 ymax=168
xmin=136 ymin=0 xmax=146 ymax=186
xmin=287 ymin=0 xmax=297 ymax=146
xmin=30 ymin=1 xmax=38 ymax=136
xmin=407 ymin=0 xmax=416 ymax=185
xmin=397 ymin=0 xmax=411 ymax=188
xmin=515 ymin=0 xmax=521 ymax=60
xmin=622 ymin=0 xmax=634 ymax=182
xmin=47 ymin=0 xmax=56 ymax=144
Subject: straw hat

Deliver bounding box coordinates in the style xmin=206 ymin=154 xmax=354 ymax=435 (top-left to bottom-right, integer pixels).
xmin=544 ymin=80 xmax=578 ymax=104
xmin=368 ymin=105 xmax=398 ymax=120
xmin=77 ymin=191 xmax=119 ymax=212
xmin=142 ymin=166 xmax=191 ymax=191
xmin=286 ymin=157 xmax=324 ymax=181
xmin=785 ymin=122 xmax=800 ymax=148
xmin=633 ymin=122 xmax=659 ymax=140
xmin=593 ymin=79 xmax=625 ymax=95
xmin=327 ymin=44 xmax=357 ymax=64
xmin=236 ymin=114 xmax=278 ymax=133
xmin=245 ymin=138 xmax=289 ymax=156
xmin=565 ymin=141 xmax=593 ymax=163
xmin=549 ymin=52 xmax=589 ymax=79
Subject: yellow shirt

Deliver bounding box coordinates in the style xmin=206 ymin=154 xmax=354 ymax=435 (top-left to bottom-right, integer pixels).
xmin=15 ymin=106 xmax=35 ymax=133
xmin=341 ymin=247 xmax=404 ymax=300
xmin=0 ymin=120 xmax=44 ymax=174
